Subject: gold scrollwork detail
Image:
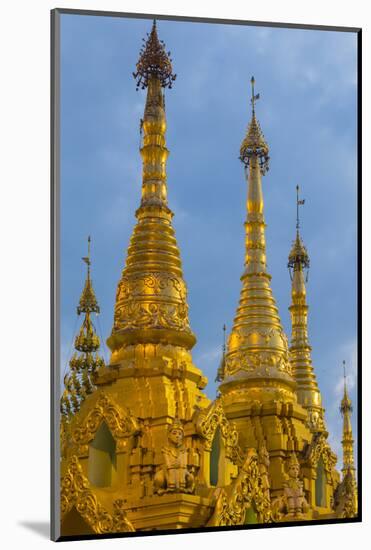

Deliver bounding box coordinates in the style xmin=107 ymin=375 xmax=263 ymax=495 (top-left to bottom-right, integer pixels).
xmin=230 ymin=326 xmax=289 ymax=347
xmin=72 ymin=393 xmax=140 ymax=445
xmin=195 ymin=400 xmax=242 ymax=462
xmin=225 ymin=350 xmax=292 ymax=377
xmin=207 ymin=449 xmax=271 ymax=526
xmin=114 ymin=300 xmax=191 ymax=332
xmin=116 ymin=272 xmax=186 ymax=302
xmin=61 ymin=456 xmax=135 ymax=534
xmin=303 ymin=433 xmax=337 ymax=476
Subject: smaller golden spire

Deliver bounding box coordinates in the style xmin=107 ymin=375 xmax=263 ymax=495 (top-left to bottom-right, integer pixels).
xmin=340 ymin=360 xmax=353 ymax=414
xmin=288 ymin=187 xmax=325 ymax=432
xmin=215 ymin=324 xmax=226 ymax=382
xmin=339 ymin=360 xmax=357 ymax=512
xmin=61 ymin=238 xmax=104 ymax=423
xmin=340 ymin=361 xmax=355 ymax=473
xmin=78 ymin=236 xmax=100 ymax=315
xmin=220 ymin=78 xmax=295 ymax=402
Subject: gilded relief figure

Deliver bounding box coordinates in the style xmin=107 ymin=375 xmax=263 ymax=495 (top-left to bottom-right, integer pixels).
xmin=272 ymin=453 xmax=310 ymax=520
xmin=154 ymin=419 xmax=195 ymax=495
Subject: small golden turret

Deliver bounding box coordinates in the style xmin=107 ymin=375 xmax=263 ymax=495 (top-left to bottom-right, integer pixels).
xmin=333 ymin=360 xmax=358 ymax=517
xmin=340 ymin=361 xmax=355 ymax=478
xmin=288 ymin=186 xmax=325 ymax=432
xmin=220 ymin=77 xmax=296 ymax=403
xmin=61 ymin=237 xmax=104 ymax=422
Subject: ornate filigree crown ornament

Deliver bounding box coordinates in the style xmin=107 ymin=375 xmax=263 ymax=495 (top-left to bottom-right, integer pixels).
xmin=239 ymin=76 xmax=270 ymax=174
xmin=288 ymin=233 xmax=310 ymax=270
xmin=133 ymin=19 xmax=177 ymax=90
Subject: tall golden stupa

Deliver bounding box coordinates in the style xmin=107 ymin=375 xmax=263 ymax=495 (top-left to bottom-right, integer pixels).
xmin=59 ymin=20 xmax=357 ymax=537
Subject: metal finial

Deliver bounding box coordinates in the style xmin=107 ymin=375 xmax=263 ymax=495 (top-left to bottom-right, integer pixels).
xmin=343 ymin=360 xmax=347 ymax=390
xmin=250 ymin=76 xmax=260 ymax=114
xmin=82 ymin=235 xmax=91 ymax=269
xmin=296 ymin=185 xmax=305 ymax=232
xmin=133 ymin=19 xmax=176 ymax=90
xmin=288 ymin=187 xmax=310 ymax=273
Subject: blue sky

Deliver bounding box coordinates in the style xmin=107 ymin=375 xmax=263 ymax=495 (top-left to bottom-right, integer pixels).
xmin=60 ymin=14 xmax=358 ymax=467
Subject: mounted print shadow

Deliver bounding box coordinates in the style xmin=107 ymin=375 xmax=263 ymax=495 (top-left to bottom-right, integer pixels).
xmin=52 ymin=8 xmax=360 ymax=542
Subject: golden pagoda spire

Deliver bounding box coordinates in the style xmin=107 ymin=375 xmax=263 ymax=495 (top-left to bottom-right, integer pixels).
xmin=108 ymin=20 xmax=196 ymax=357
xmin=61 ymin=237 xmax=104 ymax=421
xmin=220 ymin=77 xmax=296 ymax=403
xmin=340 ymin=360 xmax=355 ymax=478
xmin=288 ymin=186 xmax=325 ymax=432
xmin=215 ymin=324 xmax=227 ymax=382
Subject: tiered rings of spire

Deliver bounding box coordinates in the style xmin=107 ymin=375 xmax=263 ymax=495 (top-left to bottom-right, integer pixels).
xmin=288 ymin=186 xmax=325 ymax=433
xmin=220 ymin=77 xmax=295 ymax=403
xmin=107 ymin=20 xmax=196 ymax=359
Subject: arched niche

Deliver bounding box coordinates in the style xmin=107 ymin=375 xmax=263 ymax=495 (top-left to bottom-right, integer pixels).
xmin=244 ymin=504 xmax=258 ymax=524
xmin=210 ymin=426 xmax=226 ymax=487
xmin=61 ymin=506 xmax=95 ymax=536
xmin=88 ymin=421 xmax=116 ymax=487
xmin=315 ymin=457 xmax=326 ymax=507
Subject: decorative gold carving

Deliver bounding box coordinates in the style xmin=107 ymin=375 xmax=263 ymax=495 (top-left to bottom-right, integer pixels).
xmin=72 ymin=393 xmax=139 ymax=445
xmin=207 ymin=448 xmax=271 ymax=526
xmin=114 ymin=301 xmax=190 ymax=332
xmin=230 ymin=326 xmax=289 ymax=347
xmin=303 ymin=433 xmax=337 ymax=476
xmin=61 ymin=456 xmax=135 ymax=533
xmin=225 ymin=350 xmax=292 ymax=377
xmin=195 ymin=399 xmax=242 ymax=462
xmin=133 ymin=20 xmax=176 ymax=90
xmin=334 ymin=470 xmax=357 ymax=518
xmin=116 ymin=273 xmax=186 ymax=302
xmin=112 ymin=500 xmax=136 ymax=532
xmin=239 ymin=78 xmax=269 ymax=174
xmin=153 ymin=419 xmax=195 ymax=495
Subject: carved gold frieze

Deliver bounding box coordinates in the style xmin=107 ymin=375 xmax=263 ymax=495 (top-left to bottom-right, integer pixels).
xmin=229 ymin=326 xmax=289 ymax=347
xmin=114 ymin=300 xmax=191 ymax=333
xmin=225 ymin=349 xmax=292 ymax=377
xmin=116 ymin=272 xmax=186 ymax=302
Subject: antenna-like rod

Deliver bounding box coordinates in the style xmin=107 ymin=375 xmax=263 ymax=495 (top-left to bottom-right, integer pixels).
xmin=82 ymin=235 xmax=92 ymax=279
xmin=250 ymin=76 xmax=260 ymax=114
xmin=296 ymin=185 xmax=305 ymax=232
xmin=343 ymin=359 xmax=347 ymax=391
